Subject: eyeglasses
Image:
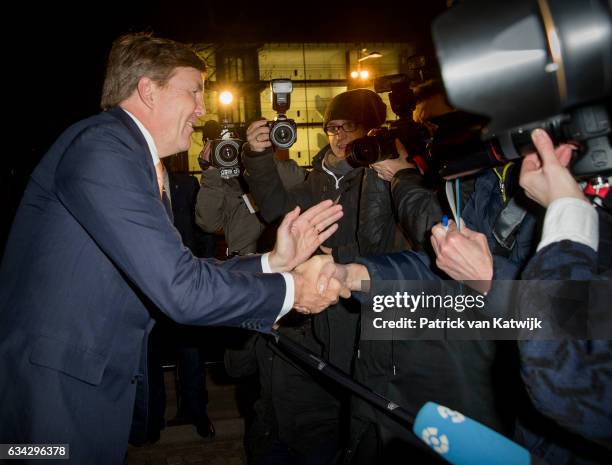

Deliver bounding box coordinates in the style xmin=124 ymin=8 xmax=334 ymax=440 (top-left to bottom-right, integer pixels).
xmin=324 ymin=121 xmax=359 ymax=135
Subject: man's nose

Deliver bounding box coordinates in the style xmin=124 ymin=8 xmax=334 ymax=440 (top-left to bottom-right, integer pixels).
xmin=195 ymin=96 xmax=205 ymax=117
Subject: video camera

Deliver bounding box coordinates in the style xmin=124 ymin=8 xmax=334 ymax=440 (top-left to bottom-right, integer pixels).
xmin=432 ymin=0 xmax=612 ymax=181
xmin=266 ymin=79 xmax=297 ymax=149
xmin=199 ymin=119 xmax=246 ymax=179
xmin=345 ymin=74 xmax=429 ymax=168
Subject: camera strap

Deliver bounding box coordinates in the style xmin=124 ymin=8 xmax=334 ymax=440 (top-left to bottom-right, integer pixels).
xmin=492 ymin=197 xmax=528 ymax=255
xmin=242 ymin=194 xmax=258 ymax=214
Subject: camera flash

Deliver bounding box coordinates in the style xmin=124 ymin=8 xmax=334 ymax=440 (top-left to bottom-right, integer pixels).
xmin=219 ymin=91 xmax=234 ymax=105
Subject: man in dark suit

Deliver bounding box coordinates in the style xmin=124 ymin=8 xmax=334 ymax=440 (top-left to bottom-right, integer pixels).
xmin=0 ymin=33 xmax=346 ymax=464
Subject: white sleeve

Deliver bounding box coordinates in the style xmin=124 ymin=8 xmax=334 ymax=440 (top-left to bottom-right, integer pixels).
xmin=261 ymin=253 xmax=294 ymax=321
xmin=537 ymin=197 xmax=598 ymax=252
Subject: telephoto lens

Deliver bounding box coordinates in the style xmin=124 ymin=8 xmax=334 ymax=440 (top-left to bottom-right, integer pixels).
xmin=345 ymin=128 xmax=399 ymax=167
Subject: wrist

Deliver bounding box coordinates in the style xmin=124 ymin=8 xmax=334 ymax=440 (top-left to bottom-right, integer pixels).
xmin=268 ymin=251 xmax=290 ymax=273
xmin=290 ymin=271 xmax=304 ymax=306
xmin=245 ymin=142 xmax=271 ymax=156
xmin=559 ymin=191 xmax=589 ymax=205
xmin=467 ymin=280 xmax=492 ymax=295
xmin=346 ymin=264 xmax=370 ymax=291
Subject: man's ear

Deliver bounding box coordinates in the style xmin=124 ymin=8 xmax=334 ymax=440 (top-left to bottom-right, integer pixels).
xmin=137 ymin=77 xmax=155 ymax=109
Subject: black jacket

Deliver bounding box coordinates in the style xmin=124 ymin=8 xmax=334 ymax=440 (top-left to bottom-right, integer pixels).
xmin=225 ymin=320 xmax=343 ymax=462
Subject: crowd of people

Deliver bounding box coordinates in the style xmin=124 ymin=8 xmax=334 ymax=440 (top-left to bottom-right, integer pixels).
xmin=0 ymin=29 xmax=610 ymax=465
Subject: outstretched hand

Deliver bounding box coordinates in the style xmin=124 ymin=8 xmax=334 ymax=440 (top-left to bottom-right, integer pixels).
xmin=519 ymin=129 xmax=585 ymax=207
xmin=268 ymin=200 xmax=343 ymax=273
xmin=291 ymin=255 xmax=351 ymax=315
xmin=316 ymin=261 xmax=371 ymax=294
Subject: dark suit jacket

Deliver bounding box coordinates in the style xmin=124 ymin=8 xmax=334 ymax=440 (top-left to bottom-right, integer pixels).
xmin=0 ymin=107 xmax=285 ymax=464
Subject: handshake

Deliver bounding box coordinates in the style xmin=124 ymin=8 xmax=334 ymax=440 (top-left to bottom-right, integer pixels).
xmin=266 ymin=199 xmax=370 ymax=316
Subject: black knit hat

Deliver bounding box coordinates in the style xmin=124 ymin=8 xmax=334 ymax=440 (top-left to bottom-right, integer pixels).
xmin=323 ymin=88 xmax=387 ymax=132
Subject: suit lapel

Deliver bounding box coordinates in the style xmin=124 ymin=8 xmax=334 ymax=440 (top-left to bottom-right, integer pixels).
xmin=106 ymin=107 xmax=157 ymax=193
xmin=106 ymin=107 xmax=176 ymax=224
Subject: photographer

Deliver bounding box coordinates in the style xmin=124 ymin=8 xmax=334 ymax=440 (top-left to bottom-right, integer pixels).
xmin=370 ymin=79 xmax=451 ymax=251
xmin=244 ymin=89 xmax=409 ymax=263
xmin=195 ymin=138 xmax=306 ymax=255
xmin=513 ymin=129 xmax=612 ymax=464
xmin=372 ymin=79 xmax=539 ymax=289
xmin=196 ymin=151 xmax=262 ymax=256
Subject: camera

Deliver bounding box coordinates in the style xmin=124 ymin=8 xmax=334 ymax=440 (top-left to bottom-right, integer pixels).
xmin=199 ymin=120 xmax=246 ymax=179
xmin=345 ymin=74 xmax=429 ymax=168
xmin=432 ymin=0 xmax=612 ymax=180
xmin=426 ymin=109 xmax=498 ymax=180
xmin=266 ymin=79 xmax=297 ymax=149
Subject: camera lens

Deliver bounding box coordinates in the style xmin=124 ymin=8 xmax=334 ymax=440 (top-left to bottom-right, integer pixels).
xmin=346 ymin=138 xmax=384 ymax=167
xmin=213 ymin=140 xmax=241 ymax=167
xmin=220 ymin=144 xmax=237 ymax=162
xmin=270 ymin=121 xmax=297 ymax=149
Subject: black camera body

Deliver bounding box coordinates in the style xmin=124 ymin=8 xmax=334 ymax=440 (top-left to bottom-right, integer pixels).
xmin=489 ymin=105 xmax=612 ymax=180
xmin=267 ymin=79 xmax=297 ymax=149
xmin=267 ymin=116 xmax=297 ymax=150
xmin=201 ymin=121 xmax=246 ymax=179
xmin=346 ymin=74 xmax=429 ymax=168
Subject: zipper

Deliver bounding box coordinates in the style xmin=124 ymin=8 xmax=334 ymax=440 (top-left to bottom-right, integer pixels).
xmin=321 ymin=158 xmax=344 ymax=190
xmin=493 ymin=162 xmax=513 ymax=205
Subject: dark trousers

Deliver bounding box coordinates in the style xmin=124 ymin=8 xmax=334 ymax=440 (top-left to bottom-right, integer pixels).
xmin=146 ymin=322 xmax=211 ymax=438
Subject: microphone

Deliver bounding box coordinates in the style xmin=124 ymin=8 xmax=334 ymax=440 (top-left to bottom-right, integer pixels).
xmin=414 ymin=402 xmax=543 ymax=465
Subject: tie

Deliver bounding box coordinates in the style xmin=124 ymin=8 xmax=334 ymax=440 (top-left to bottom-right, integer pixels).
xmin=154 ymin=161 xmax=174 ymax=221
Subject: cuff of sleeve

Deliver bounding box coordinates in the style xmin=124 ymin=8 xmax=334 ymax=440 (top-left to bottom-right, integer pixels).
xmin=261 ymin=253 xmax=272 ymax=273
xmin=261 ymin=254 xmax=294 ymax=322
xmin=538 ymin=197 xmax=598 ymax=252
xmin=276 ymin=272 xmax=294 ymax=322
